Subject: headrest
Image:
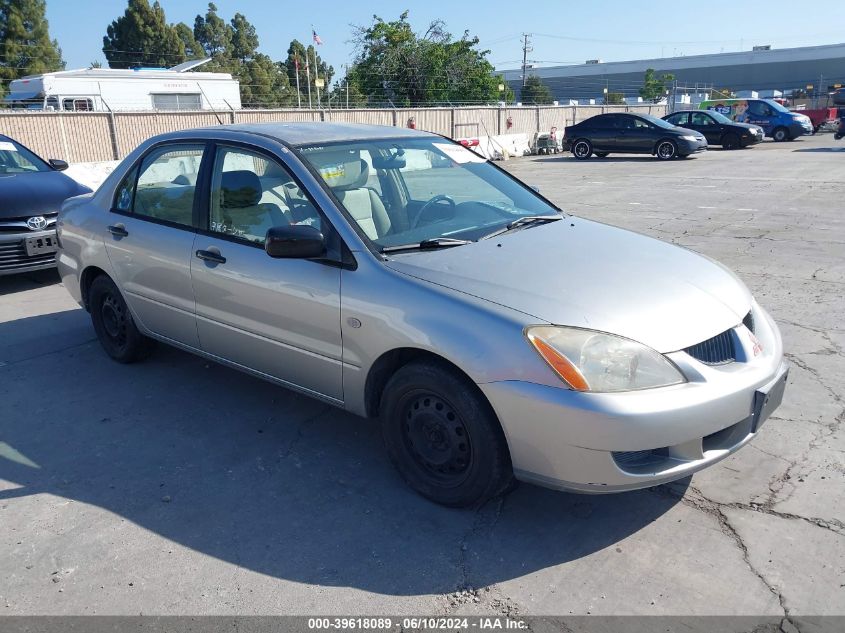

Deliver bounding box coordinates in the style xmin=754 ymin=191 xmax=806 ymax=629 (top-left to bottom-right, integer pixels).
xmin=312 ymin=151 xmax=370 ymax=191
xmin=221 ymin=170 xmax=262 ymax=208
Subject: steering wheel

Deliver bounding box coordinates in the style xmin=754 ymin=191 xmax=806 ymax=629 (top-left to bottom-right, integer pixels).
xmin=410 ymin=194 xmax=456 ymax=230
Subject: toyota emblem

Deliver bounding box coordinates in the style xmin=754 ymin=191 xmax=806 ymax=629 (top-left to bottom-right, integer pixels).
xmin=26 ymin=216 xmax=48 ymax=231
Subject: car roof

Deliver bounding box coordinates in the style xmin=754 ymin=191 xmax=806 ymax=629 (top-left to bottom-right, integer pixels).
xmin=168 ymin=122 xmax=435 ymax=146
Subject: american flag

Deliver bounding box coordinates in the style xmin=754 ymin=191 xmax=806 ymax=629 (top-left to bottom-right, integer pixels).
xmin=312 ymin=29 xmax=323 ymax=45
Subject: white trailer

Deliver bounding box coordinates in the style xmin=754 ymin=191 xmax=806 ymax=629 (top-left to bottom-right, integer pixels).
xmin=5 ymin=59 xmax=241 ymax=112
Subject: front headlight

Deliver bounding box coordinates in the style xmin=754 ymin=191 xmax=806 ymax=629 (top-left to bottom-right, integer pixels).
xmin=680 ymin=135 xmax=699 ymax=141
xmin=525 ymin=326 xmax=686 ymax=392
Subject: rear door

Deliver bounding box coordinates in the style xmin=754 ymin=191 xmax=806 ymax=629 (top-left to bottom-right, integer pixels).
xmin=588 ymin=115 xmax=620 ymax=151
xmin=190 ymin=143 xmax=344 ymax=402
xmin=104 ymin=143 xmax=207 ymax=347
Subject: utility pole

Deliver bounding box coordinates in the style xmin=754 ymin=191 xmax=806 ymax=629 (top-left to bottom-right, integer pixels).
xmin=521 ymin=33 xmax=533 ymax=91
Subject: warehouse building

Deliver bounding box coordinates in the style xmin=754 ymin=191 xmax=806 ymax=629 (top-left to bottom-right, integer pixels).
xmin=499 ymin=42 xmax=845 ymax=103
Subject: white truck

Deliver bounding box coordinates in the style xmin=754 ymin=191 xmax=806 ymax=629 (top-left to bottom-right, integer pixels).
xmin=4 ymin=59 xmax=241 ymax=112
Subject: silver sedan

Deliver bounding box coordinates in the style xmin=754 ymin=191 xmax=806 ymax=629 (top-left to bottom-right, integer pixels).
xmin=57 ymin=123 xmax=788 ymax=507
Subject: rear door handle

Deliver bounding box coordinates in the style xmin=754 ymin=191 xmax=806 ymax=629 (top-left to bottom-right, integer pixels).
xmin=196 ymin=249 xmax=226 ymax=264
xmin=108 ymin=224 xmax=128 ymax=238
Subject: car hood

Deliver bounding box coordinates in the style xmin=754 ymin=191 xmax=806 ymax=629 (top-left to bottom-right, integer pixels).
xmin=0 ymin=170 xmax=91 ymax=219
xmin=384 ymin=219 xmax=752 ymax=353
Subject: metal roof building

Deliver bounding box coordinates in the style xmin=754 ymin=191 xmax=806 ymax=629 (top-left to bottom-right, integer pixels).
xmin=499 ymin=42 xmax=845 ymax=102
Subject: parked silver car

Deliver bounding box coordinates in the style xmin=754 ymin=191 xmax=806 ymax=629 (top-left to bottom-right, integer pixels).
xmin=57 ymin=123 xmax=787 ymax=506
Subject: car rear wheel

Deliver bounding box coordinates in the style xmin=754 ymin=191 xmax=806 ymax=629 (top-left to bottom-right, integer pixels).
xmin=656 ymin=140 xmax=678 ymax=160
xmin=721 ymin=133 xmax=740 ymax=150
xmin=772 ymin=127 xmax=790 ymax=142
xmin=380 ymin=360 xmax=513 ymax=507
xmin=594 ymin=151 xmax=609 ymax=158
xmin=89 ymin=275 xmax=154 ymax=363
xmin=572 ymin=139 xmax=593 ymax=160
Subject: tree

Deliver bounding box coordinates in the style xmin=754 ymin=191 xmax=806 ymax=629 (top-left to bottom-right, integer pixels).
xmin=521 ymin=75 xmax=553 ymax=105
xmin=230 ymin=12 xmax=258 ymax=63
xmin=0 ymin=0 xmax=64 ymax=100
xmin=347 ymin=11 xmax=501 ymax=106
xmin=174 ymin=22 xmax=204 ymax=60
xmin=604 ymin=91 xmax=625 ymax=105
xmin=193 ymin=2 xmax=230 ymax=59
xmin=639 ymin=68 xmax=674 ymax=102
xmin=103 ymin=0 xmax=185 ymax=69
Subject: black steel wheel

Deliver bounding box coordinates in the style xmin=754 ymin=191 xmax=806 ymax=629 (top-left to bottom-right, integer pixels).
xmin=721 ymin=133 xmax=740 ymax=150
xmin=380 ymin=360 xmax=513 ymax=507
xmin=89 ymin=275 xmax=154 ymax=363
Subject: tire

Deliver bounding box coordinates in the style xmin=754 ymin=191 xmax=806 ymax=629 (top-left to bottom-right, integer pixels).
xmin=89 ymin=275 xmax=154 ymax=363
xmin=656 ymin=140 xmax=678 ymax=160
xmin=380 ymin=360 xmax=513 ymax=507
xmin=836 ymin=133 xmax=844 ymax=140
xmin=571 ymin=139 xmax=593 ymax=160
xmin=772 ymin=127 xmax=790 ymax=142
xmin=721 ymin=133 xmax=740 ymax=150
xmin=594 ymin=151 xmax=609 ymax=158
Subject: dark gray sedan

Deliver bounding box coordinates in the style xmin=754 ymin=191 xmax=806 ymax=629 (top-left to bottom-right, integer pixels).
xmin=0 ymin=134 xmax=91 ymax=275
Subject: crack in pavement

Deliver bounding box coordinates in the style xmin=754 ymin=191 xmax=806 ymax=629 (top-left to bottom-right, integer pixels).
xmin=0 ymin=338 xmax=97 ymax=368
xmin=279 ymin=405 xmax=333 ymax=459
xmin=444 ymin=496 xmax=529 ymax=625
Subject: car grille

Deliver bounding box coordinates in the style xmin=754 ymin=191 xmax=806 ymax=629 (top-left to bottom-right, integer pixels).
xmin=742 ymin=311 xmax=755 ymax=333
xmin=0 ymin=240 xmax=56 ymax=272
xmin=0 ymin=213 xmax=58 ymax=233
xmin=684 ymin=329 xmax=735 ymax=365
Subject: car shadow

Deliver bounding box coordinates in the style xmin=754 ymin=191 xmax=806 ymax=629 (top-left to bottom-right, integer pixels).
xmin=530 ymin=155 xmax=695 ymax=164
xmin=792 ymin=147 xmax=845 ymax=152
xmin=0 ymin=310 xmax=685 ymax=596
xmin=0 ymin=268 xmax=61 ymax=297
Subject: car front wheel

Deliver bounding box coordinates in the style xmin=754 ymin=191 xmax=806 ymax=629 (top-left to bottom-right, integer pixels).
xmin=572 ymin=139 xmax=593 ymax=160
xmin=89 ymin=275 xmax=154 ymax=363
xmin=380 ymin=360 xmax=513 ymax=507
xmin=721 ymin=133 xmax=740 ymax=150
xmin=772 ymin=127 xmax=790 ymax=142
xmin=656 ymin=140 xmax=678 ymax=160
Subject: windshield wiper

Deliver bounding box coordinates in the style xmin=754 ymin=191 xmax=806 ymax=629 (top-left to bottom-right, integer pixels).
xmin=480 ymin=214 xmax=563 ymax=240
xmin=381 ymin=237 xmax=473 ymax=253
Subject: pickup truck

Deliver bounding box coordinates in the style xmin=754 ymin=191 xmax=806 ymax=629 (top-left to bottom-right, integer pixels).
xmin=791 ymin=107 xmax=838 ymax=133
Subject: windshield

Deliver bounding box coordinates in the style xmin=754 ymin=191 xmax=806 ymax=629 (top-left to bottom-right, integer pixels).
xmin=0 ymin=138 xmax=50 ymax=173
xmin=765 ymin=99 xmax=790 ymax=113
xmin=298 ymin=137 xmax=560 ymax=250
xmin=640 ymin=114 xmax=676 ymax=129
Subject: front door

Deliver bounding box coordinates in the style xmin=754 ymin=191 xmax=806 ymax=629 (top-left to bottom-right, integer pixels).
xmin=104 ymin=143 xmax=206 ymax=347
xmin=190 ymin=144 xmax=343 ymax=401
xmin=743 ymin=100 xmax=775 ymax=134
xmin=688 ymin=111 xmax=722 ymax=144
xmin=616 ymin=116 xmax=655 ymax=152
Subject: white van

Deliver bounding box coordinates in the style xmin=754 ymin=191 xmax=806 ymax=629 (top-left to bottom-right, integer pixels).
xmin=5 ymin=59 xmax=241 ymax=112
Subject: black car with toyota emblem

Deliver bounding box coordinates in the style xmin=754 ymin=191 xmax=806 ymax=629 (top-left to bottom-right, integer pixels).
xmin=0 ymin=134 xmax=91 ymax=276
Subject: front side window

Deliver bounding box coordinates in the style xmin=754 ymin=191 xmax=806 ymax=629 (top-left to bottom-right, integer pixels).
xmin=0 ymin=139 xmax=50 ymax=173
xmin=122 ymin=145 xmax=204 ymax=226
xmin=209 ymin=146 xmax=322 ymax=245
xmin=298 ymin=137 xmax=560 ymax=250
xmin=691 ymin=112 xmax=716 ymax=126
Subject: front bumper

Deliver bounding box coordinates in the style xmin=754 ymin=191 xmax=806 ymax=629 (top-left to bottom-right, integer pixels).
xmin=480 ymin=304 xmax=786 ymax=493
xmin=786 ymin=122 xmax=812 ymax=139
xmin=677 ymin=138 xmax=707 ymax=155
xmin=0 ymin=229 xmax=58 ymax=276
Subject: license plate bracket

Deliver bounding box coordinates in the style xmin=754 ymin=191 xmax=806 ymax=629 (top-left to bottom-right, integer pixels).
xmin=24 ymin=233 xmax=58 ymax=256
xmin=752 ymin=366 xmax=789 ymax=432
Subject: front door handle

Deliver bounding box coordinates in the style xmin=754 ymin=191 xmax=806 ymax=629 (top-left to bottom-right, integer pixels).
xmin=196 ymin=249 xmax=226 ymax=264
xmin=108 ymin=224 xmax=128 ymax=238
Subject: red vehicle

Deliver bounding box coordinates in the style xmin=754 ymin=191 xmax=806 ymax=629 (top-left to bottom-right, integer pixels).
xmin=791 ymin=107 xmax=838 ymax=133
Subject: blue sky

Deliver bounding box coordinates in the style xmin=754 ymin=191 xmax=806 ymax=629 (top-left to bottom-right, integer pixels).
xmin=46 ymin=0 xmax=845 ymax=72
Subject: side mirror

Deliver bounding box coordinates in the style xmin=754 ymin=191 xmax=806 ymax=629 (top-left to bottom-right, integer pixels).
xmin=49 ymin=159 xmax=69 ymax=171
xmin=265 ymin=224 xmax=325 ymax=259
xmin=530 ymin=185 xmax=540 ymax=193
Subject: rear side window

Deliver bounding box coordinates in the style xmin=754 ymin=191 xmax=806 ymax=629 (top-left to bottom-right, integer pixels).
xmin=114 ymin=145 xmax=205 ymax=227
xmin=666 ymin=112 xmax=688 ymax=126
